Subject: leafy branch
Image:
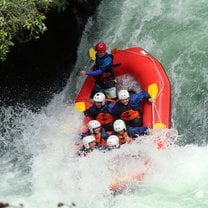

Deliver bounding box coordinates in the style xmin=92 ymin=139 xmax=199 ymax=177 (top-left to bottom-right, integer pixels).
xmin=0 ymin=0 xmax=69 ymax=61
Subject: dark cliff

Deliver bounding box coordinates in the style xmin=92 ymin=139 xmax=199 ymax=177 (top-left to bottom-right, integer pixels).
xmin=0 ymin=0 xmax=102 ymax=108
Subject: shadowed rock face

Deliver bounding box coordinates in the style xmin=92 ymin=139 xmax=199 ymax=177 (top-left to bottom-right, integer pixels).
xmin=0 ymin=0 xmax=101 ymax=109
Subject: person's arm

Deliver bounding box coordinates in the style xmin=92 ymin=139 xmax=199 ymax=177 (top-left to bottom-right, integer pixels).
xmin=80 ymin=69 xmax=102 ymax=76
xmin=127 ymin=126 xmax=148 ymax=137
xmin=107 ymin=102 xmax=115 ymax=114
xmin=84 ymin=108 xmax=92 ymax=117
xmin=80 ymin=55 xmax=112 ymax=76
xmin=102 ymin=130 xmax=109 ymax=140
xmin=131 ymin=90 xmax=150 ymax=104
xmin=111 ymin=104 xmax=120 ymax=119
xmin=84 ymin=105 xmax=97 ymax=117
xmin=86 ymin=69 xmax=103 ymax=76
xmin=80 ymin=131 xmax=90 ymax=139
xmin=86 ymin=55 xmax=112 ymax=75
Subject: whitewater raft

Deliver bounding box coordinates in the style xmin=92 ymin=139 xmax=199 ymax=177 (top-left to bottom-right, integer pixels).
xmin=75 ymin=47 xmax=171 ymax=129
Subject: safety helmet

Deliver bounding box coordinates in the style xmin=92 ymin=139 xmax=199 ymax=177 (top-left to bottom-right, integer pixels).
xmin=113 ymin=119 xmax=126 ymax=132
xmin=88 ymin=120 xmax=101 ymax=133
xmin=82 ymin=135 xmax=96 ymax=149
xmin=118 ymin=90 xmax=130 ymax=100
xmin=95 ymin=42 xmax=107 ymax=52
xmin=107 ymin=135 xmax=119 ymax=148
xmin=93 ymin=92 xmax=105 ymax=105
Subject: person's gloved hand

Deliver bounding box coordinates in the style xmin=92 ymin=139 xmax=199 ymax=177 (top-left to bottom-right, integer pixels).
xmin=148 ymin=98 xmax=155 ymax=103
xmin=80 ymin=70 xmax=86 ymax=75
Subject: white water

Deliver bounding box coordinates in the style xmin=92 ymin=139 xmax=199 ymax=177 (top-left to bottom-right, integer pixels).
xmin=1 ymin=0 xmax=208 ymax=207
xmin=1 ymin=97 xmax=208 ymax=208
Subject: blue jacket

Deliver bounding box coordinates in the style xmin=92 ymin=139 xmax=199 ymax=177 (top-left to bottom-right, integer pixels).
xmin=112 ymin=126 xmax=148 ymax=139
xmin=127 ymin=126 xmax=148 ymax=138
xmin=86 ymin=53 xmax=115 ymax=88
xmin=86 ymin=53 xmax=112 ymax=76
xmin=112 ymin=90 xmax=150 ymax=118
xmin=84 ymin=102 xmax=114 ymax=117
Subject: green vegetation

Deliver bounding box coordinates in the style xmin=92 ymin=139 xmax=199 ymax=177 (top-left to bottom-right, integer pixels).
xmin=0 ymin=0 xmax=76 ymax=61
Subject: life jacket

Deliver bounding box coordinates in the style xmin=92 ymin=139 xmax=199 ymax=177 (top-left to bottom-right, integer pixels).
xmin=96 ymin=112 xmax=114 ymax=125
xmin=117 ymin=131 xmax=130 ymax=145
xmin=114 ymin=101 xmax=141 ymax=122
xmin=120 ymin=109 xmax=140 ymax=121
xmin=95 ymin=100 xmax=115 ymax=125
xmin=92 ymin=132 xmax=107 ymax=147
xmin=94 ymin=54 xmax=116 ymax=88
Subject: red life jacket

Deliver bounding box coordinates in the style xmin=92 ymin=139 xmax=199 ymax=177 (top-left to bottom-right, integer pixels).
xmin=92 ymin=132 xmax=107 ymax=147
xmin=96 ymin=112 xmax=114 ymax=125
xmin=120 ymin=109 xmax=140 ymax=121
xmin=117 ymin=132 xmax=130 ymax=145
xmin=95 ymin=99 xmax=115 ymax=125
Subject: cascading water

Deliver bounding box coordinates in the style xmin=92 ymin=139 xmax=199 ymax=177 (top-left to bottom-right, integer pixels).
xmin=1 ymin=0 xmax=208 ymax=207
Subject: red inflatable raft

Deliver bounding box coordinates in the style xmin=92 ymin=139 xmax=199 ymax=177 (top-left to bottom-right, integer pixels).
xmin=74 ymin=47 xmax=171 ymax=129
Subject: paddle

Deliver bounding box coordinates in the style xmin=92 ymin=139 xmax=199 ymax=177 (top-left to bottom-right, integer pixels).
xmin=148 ymin=83 xmax=158 ymax=128
xmin=148 ymin=83 xmax=158 ymax=100
xmin=84 ymin=47 xmax=96 ymax=69
xmin=75 ymin=48 xmax=96 ymax=112
xmin=148 ymin=83 xmax=165 ymax=129
xmin=89 ymin=47 xmax=96 ymax=61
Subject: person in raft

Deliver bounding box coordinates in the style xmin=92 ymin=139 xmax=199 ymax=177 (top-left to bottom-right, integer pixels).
xmin=84 ymin=92 xmax=115 ymax=131
xmin=106 ymin=135 xmax=120 ymax=150
xmin=113 ymin=119 xmax=148 ymax=145
xmin=81 ymin=120 xmax=109 ymax=149
xmin=80 ymin=41 xmax=117 ymax=99
xmin=112 ymin=89 xmax=152 ymax=127
xmin=78 ymin=135 xmax=96 ymax=157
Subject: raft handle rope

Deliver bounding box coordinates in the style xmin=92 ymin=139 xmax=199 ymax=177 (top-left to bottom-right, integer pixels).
xmin=118 ymin=49 xmax=165 ymax=124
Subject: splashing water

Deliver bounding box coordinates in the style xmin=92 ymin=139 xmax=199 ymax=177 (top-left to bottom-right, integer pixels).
xmin=1 ymin=0 xmax=208 ymax=207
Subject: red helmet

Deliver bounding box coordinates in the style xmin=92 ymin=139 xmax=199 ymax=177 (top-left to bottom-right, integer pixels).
xmin=95 ymin=42 xmax=107 ymax=52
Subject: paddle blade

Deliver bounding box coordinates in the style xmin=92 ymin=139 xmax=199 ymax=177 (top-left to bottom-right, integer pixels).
xmin=89 ymin=47 xmax=96 ymax=61
xmin=153 ymin=122 xmax=165 ymax=129
xmin=148 ymin=83 xmax=158 ymax=100
xmin=74 ymin=102 xmax=86 ymax=112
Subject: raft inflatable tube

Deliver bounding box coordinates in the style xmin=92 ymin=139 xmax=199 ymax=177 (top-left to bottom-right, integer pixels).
xmin=75 ymin=47 xmax=171 ymax=129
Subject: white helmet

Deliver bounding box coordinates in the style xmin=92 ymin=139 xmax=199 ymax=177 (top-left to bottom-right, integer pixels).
xmin=93 ymin=92 xmax=105 ymax=105
xmin=113 ymin=119 xmax=126 ymax=132
xmin=82 ymin=135 xmax=96 ymax=149
xmin=118 ymin=90 xmax=130 ymax=100
xmin=107 ymin=135 xmax=119 ymax=148
xmin=88 ymin=120 xmax=101 ymax=133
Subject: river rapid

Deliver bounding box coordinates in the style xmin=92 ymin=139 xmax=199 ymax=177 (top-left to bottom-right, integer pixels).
xmin=0 ymin=0 xmax=208 ymax=207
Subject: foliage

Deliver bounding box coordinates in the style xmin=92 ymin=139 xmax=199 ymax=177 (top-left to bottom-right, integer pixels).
xmin=0 ymin=0 xmax=69 ymax=61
